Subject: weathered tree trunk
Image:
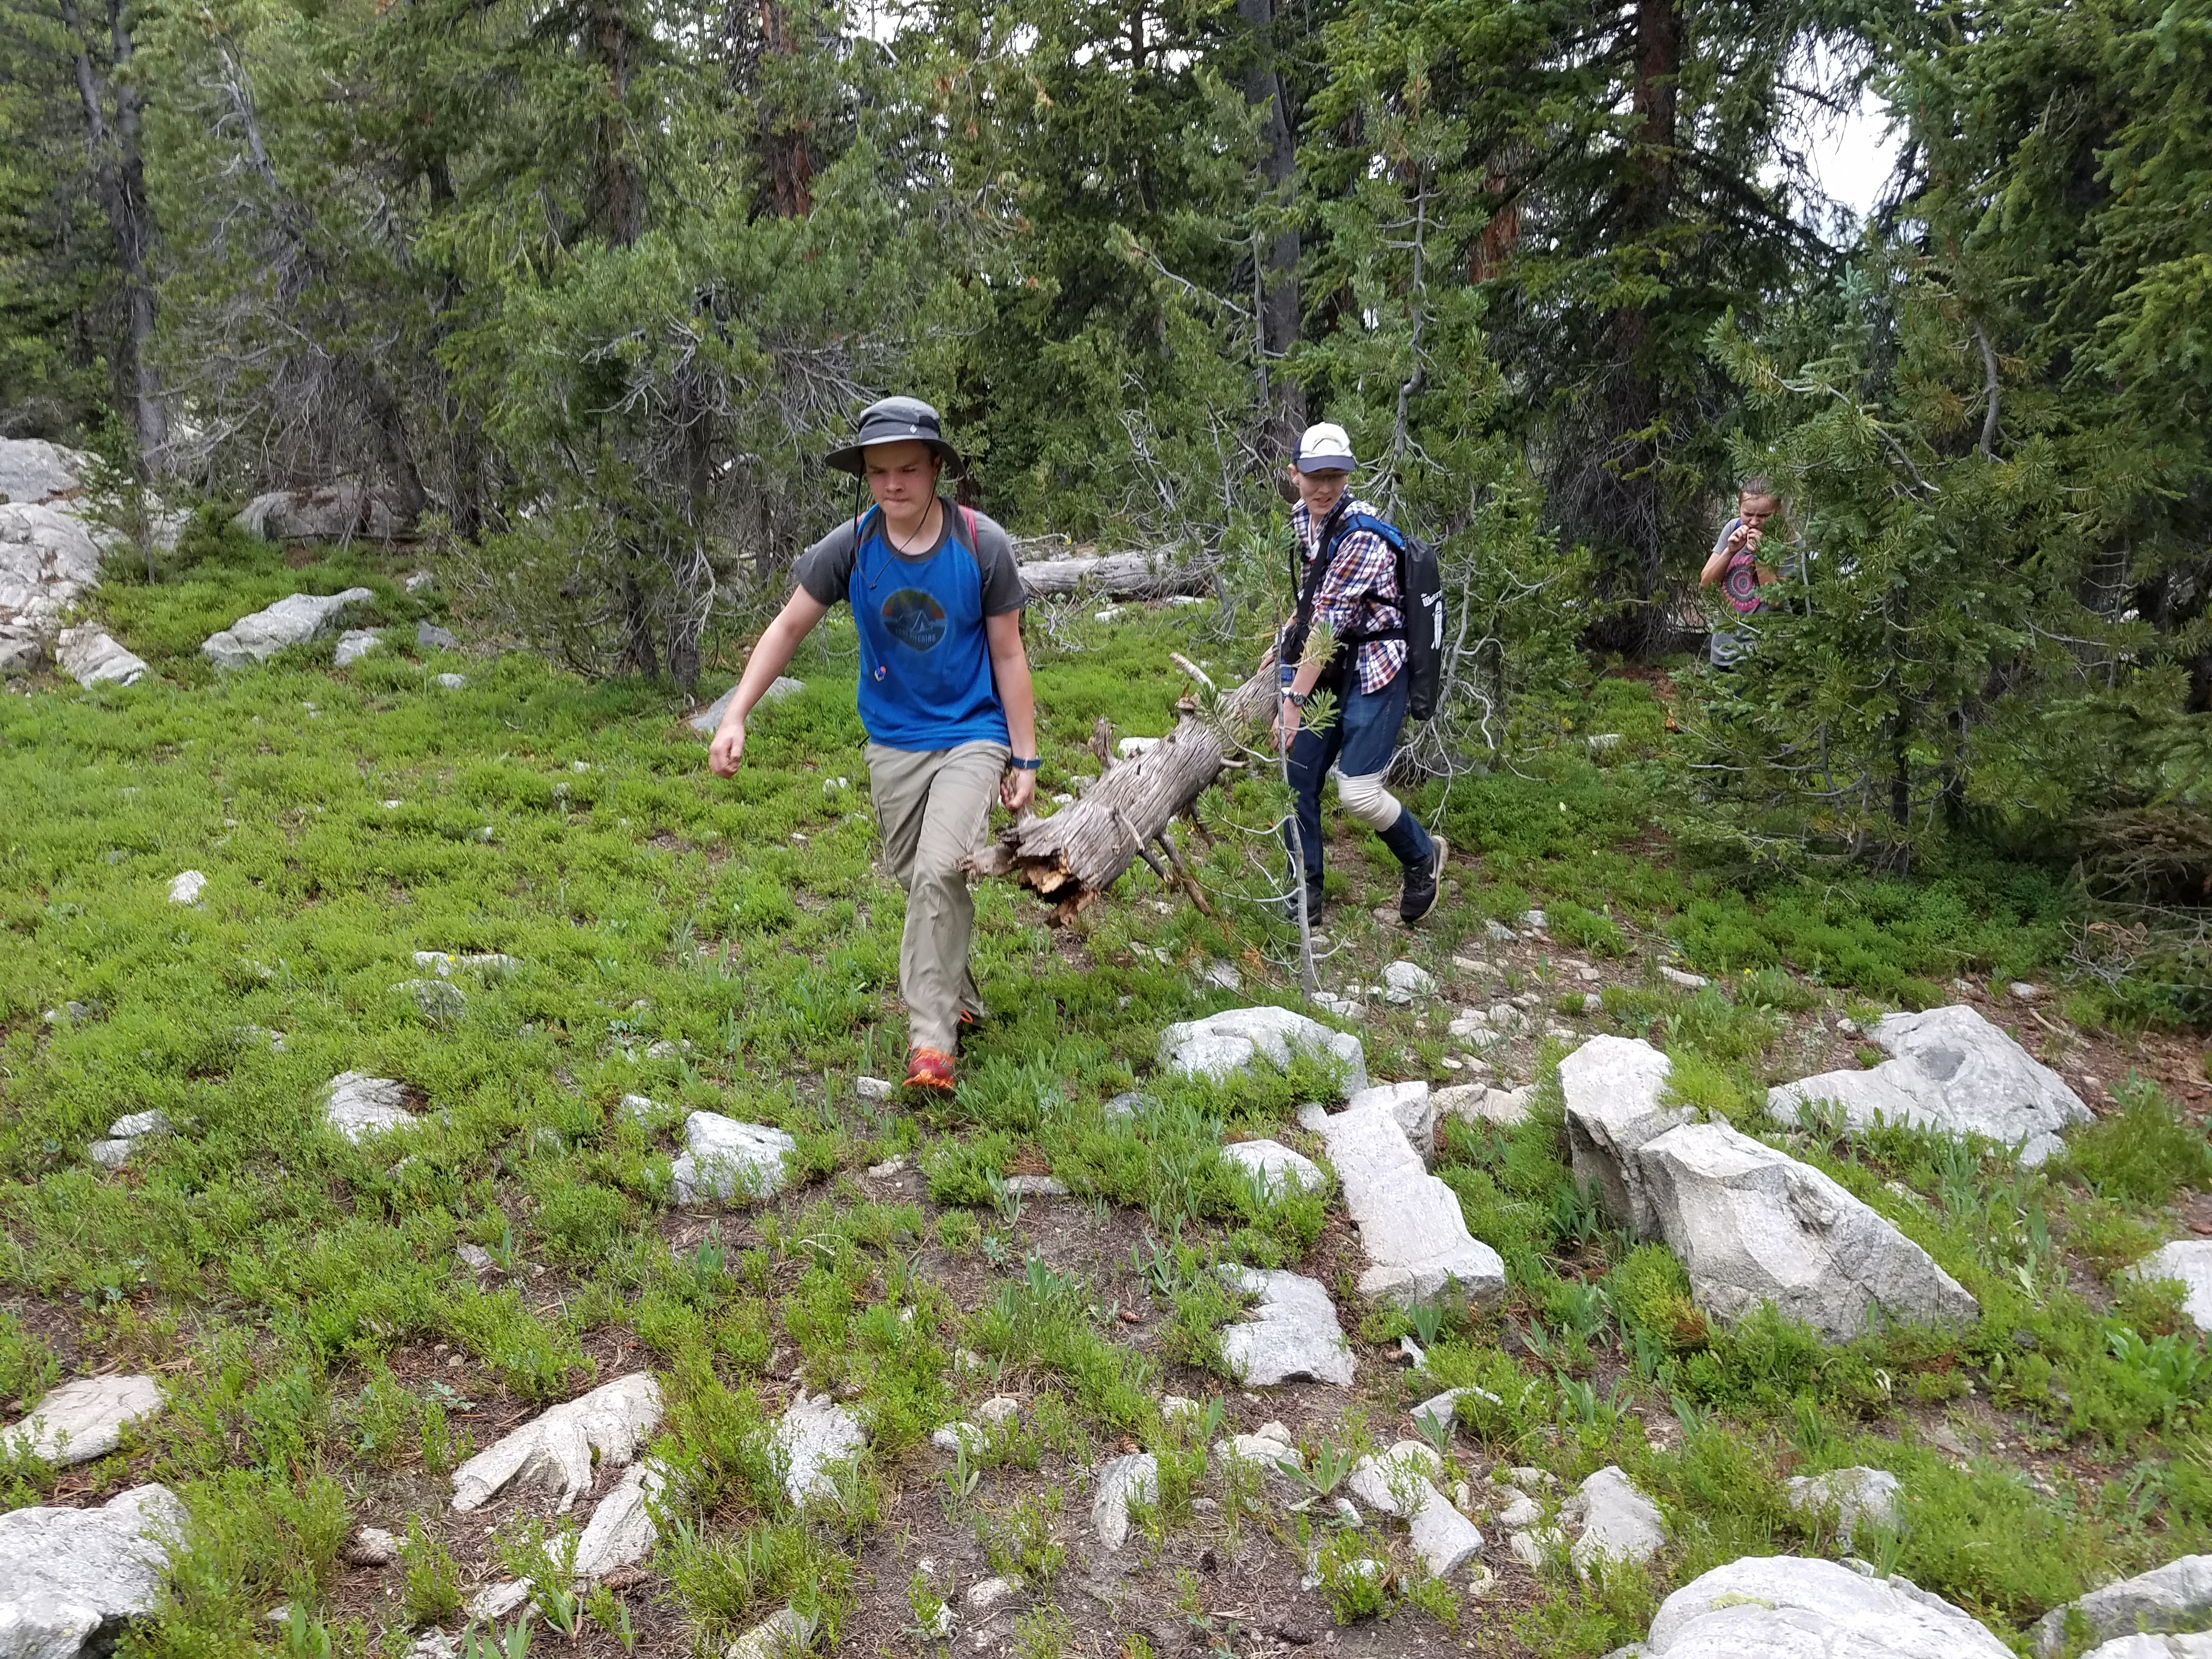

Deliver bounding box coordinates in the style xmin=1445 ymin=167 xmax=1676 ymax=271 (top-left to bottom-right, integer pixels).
xmin=61 ymin=0 xmax=166 ymax=471
xmin=1236 ymin=0 xmax=1302 ymax=455
xmin=1593 ymin=0 xmax=1680 ymax=657
xmin=591 ymin=0 xmax=645 ymax=245
xmin=1017 ymin=550 xmax=1209 ymax=600
xmin=756 ymin=0 xmax=814 ymax=217
xmin=967 ymin=667 xmax=1273 ymax=916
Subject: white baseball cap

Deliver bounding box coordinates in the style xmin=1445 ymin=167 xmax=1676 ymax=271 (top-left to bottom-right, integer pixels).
xmin=1294 ymin=422 xmax=1357 ymax=474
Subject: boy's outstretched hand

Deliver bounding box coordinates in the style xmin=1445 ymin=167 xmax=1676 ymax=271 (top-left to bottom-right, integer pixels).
xmin=1000 ymin=765 xmax=1035 ymax=812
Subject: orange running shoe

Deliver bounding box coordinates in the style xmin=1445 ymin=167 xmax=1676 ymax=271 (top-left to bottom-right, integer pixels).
xmin=904 ymin=1046 xmax=956 ymax=1091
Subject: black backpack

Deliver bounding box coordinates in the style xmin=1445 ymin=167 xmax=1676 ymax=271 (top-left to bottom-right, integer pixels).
xmin=1286 ymin=506 xmax=1447 ymax=721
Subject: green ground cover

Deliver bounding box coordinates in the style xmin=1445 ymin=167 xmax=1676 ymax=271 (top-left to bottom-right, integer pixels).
xmin=3 ymin=539 xmax=2210 ymax=1657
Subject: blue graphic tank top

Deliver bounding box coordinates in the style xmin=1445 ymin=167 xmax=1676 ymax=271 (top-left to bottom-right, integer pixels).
xmin=850 ymin=503 xmax=1010 ymax=752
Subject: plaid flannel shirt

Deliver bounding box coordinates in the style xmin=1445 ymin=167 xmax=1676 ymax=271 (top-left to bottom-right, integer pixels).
xmin=1291 ymin=495 xmax=1407 ymax=695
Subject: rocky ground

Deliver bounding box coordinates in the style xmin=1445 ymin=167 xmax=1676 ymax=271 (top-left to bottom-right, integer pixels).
xmin=4 ymin=466 xmax=2212 ymax=1659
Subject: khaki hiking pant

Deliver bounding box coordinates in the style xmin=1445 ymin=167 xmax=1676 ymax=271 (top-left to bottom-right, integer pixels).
xmin=865 ymin=740 xmax=1009 ymax=1056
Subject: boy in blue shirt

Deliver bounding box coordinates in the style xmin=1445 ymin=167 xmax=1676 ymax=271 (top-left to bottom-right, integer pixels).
xmin=707 ymin=398 xmax=1039 ymax=1091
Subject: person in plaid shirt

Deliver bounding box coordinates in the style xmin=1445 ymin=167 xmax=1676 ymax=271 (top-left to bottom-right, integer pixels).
xmin=1274 ymin=422 xmax=1448 ymax=926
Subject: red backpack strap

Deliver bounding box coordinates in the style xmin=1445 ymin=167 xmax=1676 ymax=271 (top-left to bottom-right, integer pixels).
xmin=958 ymin=503 xmax=979 ymax=549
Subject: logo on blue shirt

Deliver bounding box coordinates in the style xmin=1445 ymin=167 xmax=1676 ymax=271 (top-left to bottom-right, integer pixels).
xmin=881 ymin=588 xmax=947 ymax=651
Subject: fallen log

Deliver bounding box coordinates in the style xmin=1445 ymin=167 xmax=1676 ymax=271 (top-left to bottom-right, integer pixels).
xmin=1017 ymin=549 xmax=1210 ymax=601
xmin=968 ymin=664 xmax=1275 ymax=917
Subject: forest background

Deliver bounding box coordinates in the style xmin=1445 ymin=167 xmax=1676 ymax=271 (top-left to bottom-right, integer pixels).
xmin=3 ymin=0 xmax=2208 ymax=1017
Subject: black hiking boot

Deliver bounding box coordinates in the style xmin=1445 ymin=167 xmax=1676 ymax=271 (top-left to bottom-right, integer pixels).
xmin=1398 ymin=834 xmax=1448 ymax=925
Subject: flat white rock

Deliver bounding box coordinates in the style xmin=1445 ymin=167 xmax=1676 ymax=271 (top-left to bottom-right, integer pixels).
xmin=1786 ymin=1466 xmax=1902 ymax=1545
xmin=1640 ymin=1555 xmax=2011 ymax=1657
xmin=670 ymin=1111 xmax=794 ymax=1205
xmin=1347 ymin=1442 xmax=1483 ymax=1576
xmin=1560 ymin=1036 xmax=1689 ymax=1239
xmin=1217 ymin=1267 xmax=1355 ymax=1386
xmin=572 ymin=1459 xmax=664 ymax=1579
xmin=1300 ymin=1093 xmax=1504 ymax=1306
xmin=3 ymin=1374 xmax=164 ymax=1465
xmin=777 ymin=1392 xmax=865 ymax=1506
xmin=1093 ymin=1452 xmax=1158 ymax=1550
xmin=167 ymin=870 xmax=206 ymax=905
xmin=324 ymin=1072 xmax=415 ymax=1142
xmin=0 ymin=502 xmax=103 ymax=665
xmin=1572 ymin=1465 xmax=1665 ymax=1573
xmin=332 ymin=629 xmax=381 ymax=667
xmin=1637 ymin=1120 xmax=1979 ymax=1340
xmin=1385 ymin=960 xmax=1439 ymax=997
xmin=2031 ymin=1555 xmax=2212 ymax=1658
xmin=56 ymin=624 xmax=148 ymax=687
xmin=1435 ymin=1083 xmax=1532 ymax=1127
xmin=450 ymin=1372 xmax=663 ymax=1514
xmin=1769 ymin=1004 xmax=2090 ymax=1165
xmin=2129 ymin=1242 xmax=2212 ymax=1330
xmin=1156 ymin=1005 xmax=1367 ymax=1092
xmin=202 ymin=588 xmax=376 ymax=670
xmin=0 ymin=1484 xmax=186 ymax=1659
xmin=1221 ymin=1138 xmax=1325 ymax=1197
xmin=725 ymin=1609 xmax=806 ymax=1659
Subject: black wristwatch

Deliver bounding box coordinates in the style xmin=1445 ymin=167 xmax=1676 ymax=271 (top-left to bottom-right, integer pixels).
xmin=1009 ymin=755 xmax=1042 ymax=771
xmin=1284 ymin=690 xmax=1311 ymax=708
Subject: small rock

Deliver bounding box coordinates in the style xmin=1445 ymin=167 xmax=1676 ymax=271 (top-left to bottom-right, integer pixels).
xmin=1787 ymin=1466 xmax=1903 ymax=1547
xmin=400 ymin=569 xmax=434 ymax=594
xmin=1660 ymin=966 xmax=1708 ymax=990
xmin=1201 ymin=960 xmax=1242 ymax=991
xmin=866 ymin=1155 xmax=907 ymax=1178
xmin=107 ymin=1110 xmax=170 ymax=1141
xmin=3 ymin=1374 xmax=165 ymax=1465
xmin=1496 ymin=1491 xmax=1542 ymax=1529
xmin=1583 ymin=992 xmax=1605 ymax=1013
xmin=1334 ymin=1497 xmax=1362 ymax=1527
xmin=724 ymin=1609 xmax=807 ymax=1659
xmin=450 ymin=1373 xmax=663 ymax=1513
xmin=1385 ymin=960 xmax=1440 ymax=998
xmin=201 ymin=587 xmax=376 ymax=669
xmin=931 ymin=1421 xmax=983 ymax=1454
xmin=1000 ymin=1175 xmax=1068 ymax=1197
xmin=432 ymin=672 xmax=466 ymax=690
xmin=574 ymin=1460 xmax=663 ymax=1579
xmin=1508 ymin=1530 xmax=1550 ymax=1567
xmin=1572 ymin=1465 xmax=1666 ymax=1574
xmin=855 ymin=1075 xmax=895 ymax=1103
xmin=777 ymin=1392 xmax=866 ymax=1505
xmin=1221 ymin=1138 xmax=1327 ymax=1198
xmin=2009 ymin=981 xmax=2041 ymax=1003
xmin=1520 ymin=910 xmax=1547 ymax=931
xmin=1157 ymin=1006 xmax=1367 ymax=1092
xmin=619 ymin=1093 xmax=663 ymax=1122
xmin=417 ymin=620 xmax=459 ymax=650
xmin=167 ymin=870 xmax=206 ymax=905
xmin=332 ymin=629 xmax=381 ymax=668
xmin=1103 ymin=1092 xmax=1152 ymax=1120
xmin=1310 ymin=990 xmax=1364 ymax=1018
xmin=1217 ymin=1267 xmax=1355 ymax=1386
xmin=1485 ymin=919 xmax=1516 ymax=943
xmin=1161 ymin=1396 xmax=1200 ymax=1422
xmin=1093 ymin=1453 xmax=1159 ymax=1550
xmin=1586 ymin=732 xmax=1623 ymax=752
xmin=342 ymin=1527 xmax=399 ymax=1567
xmin=393 ymin=978 xmax=466 ymax=1020
xmin=670 ymin=1111 xmax=795 ymax=1206
xmin=2127 ymin=1242 xmax=2212 ymax=1330
xmin=966 ymin=1577 xmax=1019 ymax=1612
xmin=975 ymin=1395 xmax=1020 ymax=1425
xmin=456 ymin=1244 xmax=495 ymax=1272
xmin=56 ymin=625 xmax=149 ymax=687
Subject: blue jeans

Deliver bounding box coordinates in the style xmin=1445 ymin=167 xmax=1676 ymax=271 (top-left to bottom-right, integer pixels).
xmin=1283 ymin=671 xmax=1434 ymax=888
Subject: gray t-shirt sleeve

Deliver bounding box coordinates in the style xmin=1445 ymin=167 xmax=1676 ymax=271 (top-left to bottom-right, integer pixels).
xmin=970 ymin=511 xmax=1026 ymax=615
xmin=792 ymin=518 xmax=861 ymax=606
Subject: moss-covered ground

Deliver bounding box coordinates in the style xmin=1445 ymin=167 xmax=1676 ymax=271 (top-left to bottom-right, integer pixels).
xmin=3 ymin=532 xmax=2210 ymax=1657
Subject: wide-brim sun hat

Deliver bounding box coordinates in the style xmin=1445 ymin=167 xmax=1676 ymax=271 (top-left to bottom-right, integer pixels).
xmin=1295 ymin=421 xmax=1357 ymax=474
xmin=825 ymin=396 xmax=964 ymax=477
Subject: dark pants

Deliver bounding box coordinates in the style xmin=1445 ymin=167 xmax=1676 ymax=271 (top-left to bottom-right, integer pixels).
xmin=1283 ymin=671 xmax=1434 ymax=890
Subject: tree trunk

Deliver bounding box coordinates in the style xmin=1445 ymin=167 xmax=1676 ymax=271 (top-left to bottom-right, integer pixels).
xmin=592 ymin=0 xmax=644 ymax=244
xmin=967 ymin=667 xmax=1273 ymax=916
xmin=1016 ymin=550 xmax=1208 ymax=600
xmin=61 ymin=0 xmax=166 ymax=472
xmin=1237 ymin=0 xmax=1302 ymax=456
xmin=1598 ymin=0 xmax=1680 ymax=656
xmin=757 ymin=0 xmax=813 ymax=217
